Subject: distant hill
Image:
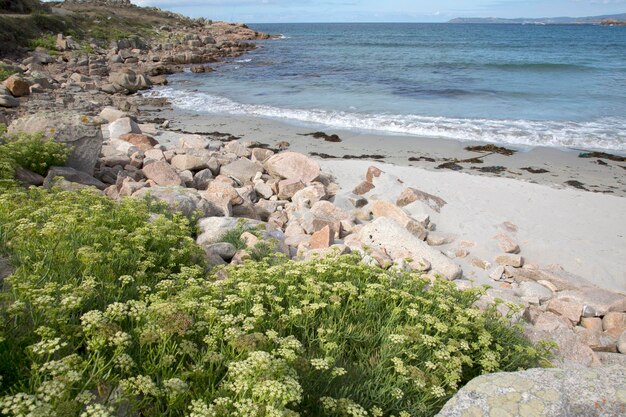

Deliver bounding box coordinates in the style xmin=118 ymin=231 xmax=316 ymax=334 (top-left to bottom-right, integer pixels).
xmin=449 ymin=13 xmax=626 ymax=25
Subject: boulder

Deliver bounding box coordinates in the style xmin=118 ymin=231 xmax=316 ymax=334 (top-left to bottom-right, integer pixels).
xmin=196 ymin=217 xmax=264 ymax=246
xmin=119 ymin=133 xmax=158 ymax=151
xmin=206 ymin=243 xmax=237 ymax=261
xmin=264 ymin=152 xmax=320 ymax=183
xmin=278 ymin=178 xmax=305 ymax=200
xmin=495 ymin=234 xmax=520 ymax=254
xmin=142 ymin=161 xmax=183 ymax=186
xmin=43 ymin=167 xmax=106 ymax=190
xmin=524 ymin=312 xmax=598 ymax=366
xmin=8 ymin=112 xmax=103 ymax=174
xmin=435 ymin=365 xmax=625 ymax=417
xmin=14 ymin=167 xmax=44 ymax=186
xmin=353 ymin=181 xmax=375 ymax=195
xmin=178 ymin=134 xmax=213 ymax=149
xmin=98 ymin=107 xmax=128 ymax=123
xmin=619 ymin=331 xmax=626 ymax=354
xmin=555 ymin=288 xmax=626 ymax=317
xmin=369 ymin=200 xmax=428 ymax=240
xmin=357 ymin=217 xmax=462 ymax=280
xmin=4 ymin=75 xmax=30 ymax=97
xmin=291 ymin=184 xmax=327 ymax=210
xmin=220 ymin=158 xmax=263 ymax=184
xmin=309 ymin=225 xmax=334 ymax=250
xmin=515 ymin=281 xmax=553 ymax=304
xmin=495 ymin=254 xmax=524 ymax=267
xmin=396 ymin=187 xmax=447 ymax=212
xmin=108 ymin=69 xmax=151 ymax=93
xmin=0 ymin=95 xmax=19 ymax=108
xmin=132 ymin=186 xmax=214 ymax=217
xmin=171 ymin=154 xmax=209 ymax=172
xmin=109 ymin=117 xmax=141 ymax=139
xmin=193 ymin=169 xmax=214 ymax=190
xmin=547 ymin=298 xmax=583 ymax=324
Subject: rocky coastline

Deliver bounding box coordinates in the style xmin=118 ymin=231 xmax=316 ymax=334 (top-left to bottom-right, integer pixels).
xmin=1 ymin=1 xmax=626 ymax=415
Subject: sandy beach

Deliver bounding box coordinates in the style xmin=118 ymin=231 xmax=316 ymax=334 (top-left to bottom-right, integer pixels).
xmin=137 ymin=104 xmax=626 ymax=293
xmin=144 ymin=106 xmax=626 ymax=197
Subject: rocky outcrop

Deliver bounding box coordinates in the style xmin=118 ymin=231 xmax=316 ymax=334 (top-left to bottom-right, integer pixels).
xmin=436 ymin=365 xmax=626 ymax=417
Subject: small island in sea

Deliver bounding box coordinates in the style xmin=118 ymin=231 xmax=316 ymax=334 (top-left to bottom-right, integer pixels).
xmin=0 ymin=1 xmax=625 ymax=416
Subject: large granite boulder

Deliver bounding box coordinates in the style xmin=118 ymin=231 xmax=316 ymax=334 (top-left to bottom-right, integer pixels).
xmin=106 ymin=69 xmax=151 ymax=93
xmin=436 ymin=365 xmax=626 ymax=417
xmin=264 ymin=152 xmax=320 ymax=183
xmin=8 ymin=112 xmax=104 ymax=174
xmin=132 ymin=186 xmax=216 ymax=218
xmin=43 ymin=167 xmax=106 ymax=190
xmin=356 ymin=217 xmax=462 ymax=280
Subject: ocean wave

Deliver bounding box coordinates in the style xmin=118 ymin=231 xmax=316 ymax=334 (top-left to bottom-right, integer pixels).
xmin=148 ymin=87 xmax=626 ymax=151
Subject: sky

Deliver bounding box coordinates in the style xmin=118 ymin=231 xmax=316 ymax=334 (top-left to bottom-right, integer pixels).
xmin=128 ymin=0 xmax=626 ymax=23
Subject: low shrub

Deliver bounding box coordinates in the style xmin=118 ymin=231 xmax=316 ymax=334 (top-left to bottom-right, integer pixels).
xmin=27 ymin=33 xmax=57 ymax=51
xmin=0 ymin=129 xmax=71 ymax=176
xmin=0 ymin=65 xmax=16 ymax=82
xmin=0 ymin=187 xmax=549 ymax=416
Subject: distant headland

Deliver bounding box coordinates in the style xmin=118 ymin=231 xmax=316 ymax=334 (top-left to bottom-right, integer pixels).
xmin=449 ymin=12 xmax=626 ymax=25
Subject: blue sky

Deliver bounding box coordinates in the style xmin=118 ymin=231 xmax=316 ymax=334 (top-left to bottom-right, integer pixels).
xmin=130 ymin=0 xmax=626 ymax=23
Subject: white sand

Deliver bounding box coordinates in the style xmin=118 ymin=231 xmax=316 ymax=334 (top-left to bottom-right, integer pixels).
xmin=320 ymin=159 xmax=626 ymax=293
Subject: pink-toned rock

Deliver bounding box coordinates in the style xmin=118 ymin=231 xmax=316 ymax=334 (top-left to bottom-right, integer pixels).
xmin=119 ymin=133 xmax=158 ymax=151
xmin=557 ymin=288 xmax=626 ymax=317
xmin=471 ymin=258 xmax=491 ymax=270
xmin=353 ymin=181 xmax=375 ymax=195
xmin=144 ymin=149 xmax=165 ymax=164
xmin=250 ymin=148 xmax=274 ymax=163
xmin=278 ymin=178 xmax=305 ymax=200
xmin=201 ymin=192 xmax=232 ymax=217
xmin=240 ymin=231 xmax=259 ymax=248
xmin=524 ymin=311 xmax=599 ymax=366
xmin=365 ymin=166 xmax=383 ymax=183
xmin=309 ymin=225 xmax=334 ymax=250
xmin=370 ymin=200 xmax=427 ymax=240
xmin=171 ymin=154 xmax=208 ymax=172
xmin=547 ymin=298 xmax=583 ymax=325
xmin=581 ymin=317 xmax=603 ymax=333
xmin=495 ymin=234 xmax=520 ymax=254
xmin=603 ymin=312 xmax=626 ymax=333
xmin=142 ymin=161 xmax=182 ymax=186
xmin=265 ymin=152 xmax=320 ymax=183
xmin=291 ymin=184 xmax=327 ymax=209
xmin=495 ymin=254 xmax=524 ymax=268
xmin=4 ymin=75 xmax=30 ymax=97
xmin=204 ymin=181 xmax=243 ymax=205
xmin=396 ymin=187 xmax=447 ymax=212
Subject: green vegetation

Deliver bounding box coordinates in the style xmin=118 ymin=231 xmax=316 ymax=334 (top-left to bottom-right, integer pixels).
xmin=0 ymin=64 xmax=16 ymax=82
xmin=27 ymin=33 xmax=56 ymax=51
xmin=0 ymin=126 xmax=71 ymax=182
xmin=0 ymin=130 xmax=550 ymax=417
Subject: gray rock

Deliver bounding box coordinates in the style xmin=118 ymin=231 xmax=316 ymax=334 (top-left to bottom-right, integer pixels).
xmin=220 ymin=158 xmax=263 ymax=184
xmin=8 ymin=112 xmax=103 ymax=174
xmin=515 ymin=281 xmax=553 ymax=303
xmin=206 ymin=242 xmax=237 ymax=260
xmin=171 ymin=154 xmax=208 ymax=172
xmin=142 ymin=161 xmax=182 ymax=186
xmin=193 ymin=169 xmax=214 ymax=190
xmin=436 ymin=365 xmax=626 ymax=417
xmin=132 ymin=186 xmax=214 ymax=218
xmin=357 ymin=217 xmax=462 ymax=280
xmin=14 ymin=167 xmax=44 ymax=186
xmin=107 ymin=69 xmax=151 ymax=93
xmin=44 ymin=166 xmax=106 ymax=190
xmin=0 ymin=94 xmax=19 ymax=108
xmin=108 ymin=117 xmax=141 ymax=139
xmin=196 ymin=217 xmax=265 ymax=246
xmin=619 ymin=331 xmax=626 ymax=354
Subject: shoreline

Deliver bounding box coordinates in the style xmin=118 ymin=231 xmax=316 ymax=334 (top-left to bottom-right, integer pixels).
xmin=138 ymin=104 xmax=626 ymax=197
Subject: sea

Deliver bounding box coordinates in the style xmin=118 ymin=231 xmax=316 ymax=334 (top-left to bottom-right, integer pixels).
xmin=152 ymin=23 xmax=626 ymax=151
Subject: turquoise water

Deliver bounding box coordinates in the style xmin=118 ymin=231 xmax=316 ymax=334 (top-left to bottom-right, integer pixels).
xmin=155 ymin=23 xmax=626 ymax=151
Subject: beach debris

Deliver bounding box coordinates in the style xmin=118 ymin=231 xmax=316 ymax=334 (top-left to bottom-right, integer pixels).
xmin=309 ymin=152 xmax=338 ymax=159
xmin=596 ymin=159 xmax=608 ymax=166
xmin=465 ymin=144 xmax=516 ymax=156
xmin=521 ymin=167 xmax=550 ymax=174
xmin=578 ymin=151 xmax=625 ymax=162
xmin=408 ymin=156 xmax=436 ymax=162
xmin=436 ymin=162 xmax=463 ymax=171
xmin=396 ymin=187 xmax=447 ymax=212
xmin=564 ymin=180 xmax=588 ymax=191
xmin=472 ymin=166 xmax=506 ymax=174
xmin=299 ymin=131 xmax=342 ymax=142
xmin=342 ymin=154 xmax=386 ymax=160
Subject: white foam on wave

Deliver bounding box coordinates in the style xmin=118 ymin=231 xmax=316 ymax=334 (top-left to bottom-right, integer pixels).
xmin=150 ymin=87 xmax=626 ymax=151
xmin=234 ymin=58 xmax=252 ymax=63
